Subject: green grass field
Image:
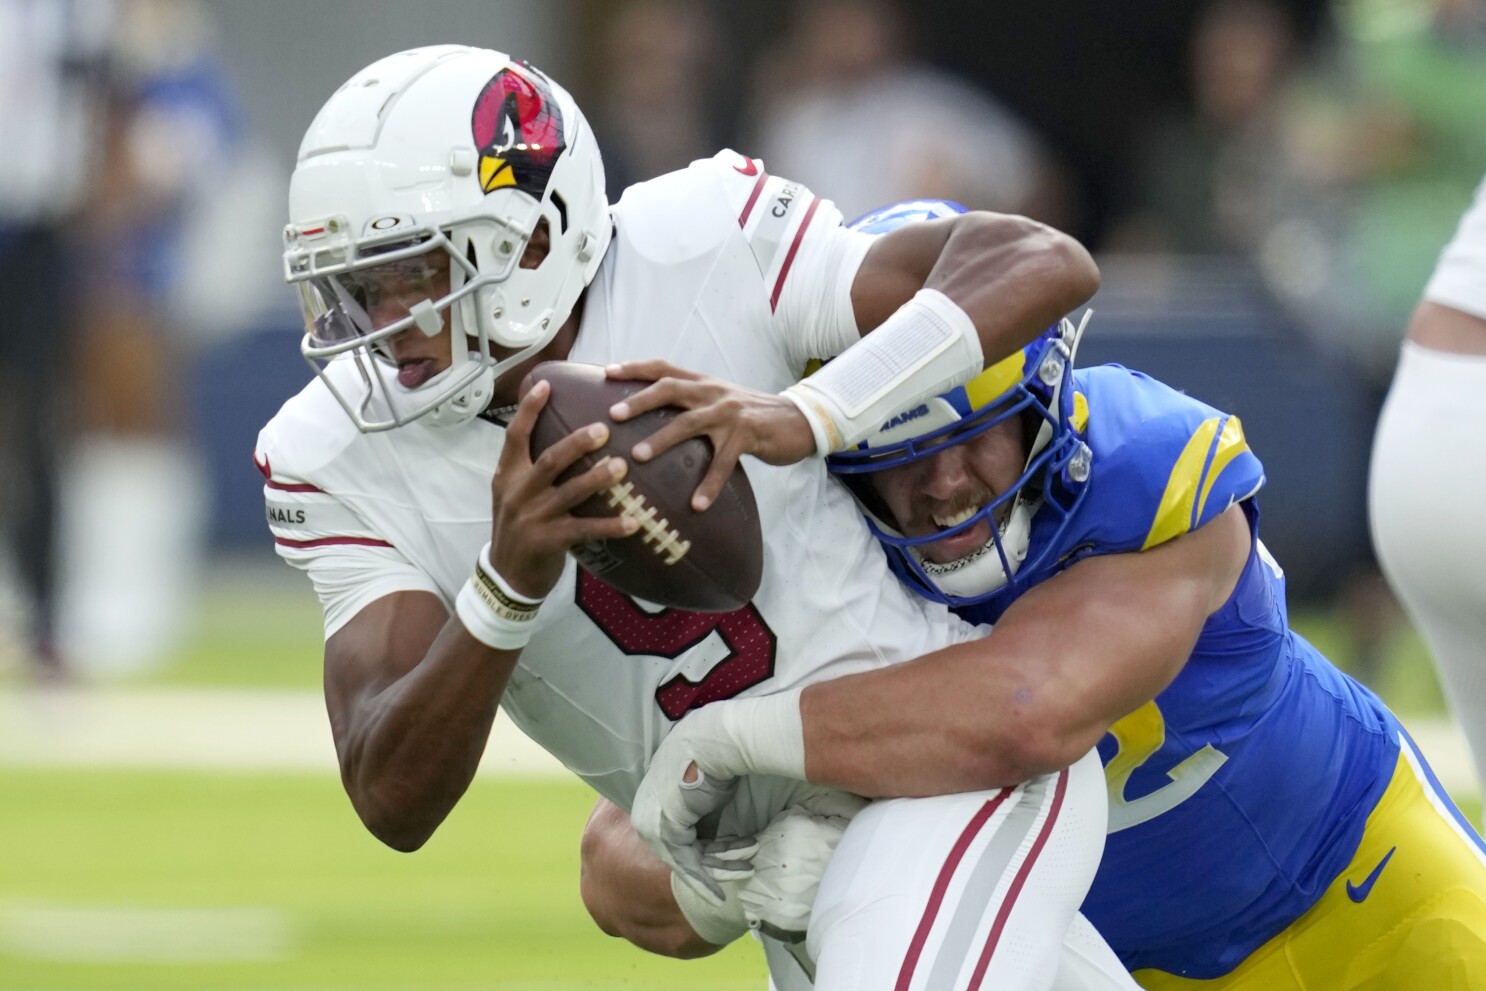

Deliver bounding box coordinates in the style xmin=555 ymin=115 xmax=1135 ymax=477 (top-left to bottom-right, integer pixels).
xmin=0 ymin=570 xmax=770 ymax=988
xmin=0 ymin=770 xmax=766 ymax=990
xmin=0 ymin=564 xmax=1475 ymax=987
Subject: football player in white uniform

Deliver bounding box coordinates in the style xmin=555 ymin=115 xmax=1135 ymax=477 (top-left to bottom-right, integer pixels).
xmin=257 ymin=45 xmax=1123 ymax=989
xmin=1371 ymin=173 xmax=1486 ymax=813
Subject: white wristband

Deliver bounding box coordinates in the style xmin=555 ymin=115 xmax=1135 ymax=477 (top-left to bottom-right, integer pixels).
xmin=782 ymin=287 xmax=982 ymax=453
xmin=781 ymin=388 xmax=839 ymax=458
xmin=455 ymin=543 xmax=544 ymax=651
xmin=717 ymin=688 xmax=807 ymax=781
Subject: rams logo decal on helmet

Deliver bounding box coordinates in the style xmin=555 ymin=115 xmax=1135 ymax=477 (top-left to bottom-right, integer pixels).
xmin=471 ymin=63 xmax=566 ymax=197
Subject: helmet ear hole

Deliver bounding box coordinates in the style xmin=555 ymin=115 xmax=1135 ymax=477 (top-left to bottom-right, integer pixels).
xmin=521 ymin=217 xmax=552 ymax=271
xmin=1019 ymin=407 xmax=1042 ymax=464
xmin=452 ymin=239 xmax=480 ymax=341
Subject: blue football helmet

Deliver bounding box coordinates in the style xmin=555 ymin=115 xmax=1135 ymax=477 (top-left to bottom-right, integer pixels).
xmin=847 ymin=198 xmax=970 ymax=233
xmin=828 ymin=199 xmax=1093 ymax=608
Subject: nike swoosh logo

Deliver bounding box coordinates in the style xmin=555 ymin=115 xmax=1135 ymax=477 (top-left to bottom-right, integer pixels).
xmin=734 ymin=156 xmax=759 ymax=176
xmin=1345 ymin=846 xmax=1396 ymax=903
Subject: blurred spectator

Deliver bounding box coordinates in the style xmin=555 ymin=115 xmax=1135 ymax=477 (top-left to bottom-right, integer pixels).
xmin=586 ymin=0 xmax=726 ymax=200
xmin=1331 ymin=0 xmax=1486 ymax=376
xmin=1109 ymin=0 xmax=1345 ymax=261
xmin=0 ymin=0 xmax=115 ymax=678
xmin=747 ymin=0 xmax=1075 ymax=226
xmin=1107 ymin=0 xmax=1411 ymax=674
xmin=57 ymin=0 xmax=277 ymax=676
xmin=1113 ymin=0 xmax=1486 ymax=381
xmin=1110 ymin=0 xmax=1369 ymax=364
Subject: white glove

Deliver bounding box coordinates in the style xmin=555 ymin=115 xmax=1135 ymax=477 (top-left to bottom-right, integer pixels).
xmin=633 ymin=690 xmax=807 ymax=902
xmin=740 ymin=803 xmax=860 ymax=943
xmin=669 ymin=835 xmax=758 ymax=946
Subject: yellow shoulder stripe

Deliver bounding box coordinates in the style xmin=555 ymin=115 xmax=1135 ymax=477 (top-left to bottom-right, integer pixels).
xmin=1142 ymin=418 xmax=1220 ymax=550
xmin=1196 ymin=415 xmax=1249 ymax=522
xmin=1141 ymin=414 xmax=1252 ymax=550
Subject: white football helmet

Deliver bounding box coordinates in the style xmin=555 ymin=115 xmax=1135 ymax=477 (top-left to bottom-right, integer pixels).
xmin=283 ymin=45 xmax=612 ymax=431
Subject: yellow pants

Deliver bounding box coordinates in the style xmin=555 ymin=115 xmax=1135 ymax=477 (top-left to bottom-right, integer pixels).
xmin=1135 ymin=734 xmax=1486 ymax=991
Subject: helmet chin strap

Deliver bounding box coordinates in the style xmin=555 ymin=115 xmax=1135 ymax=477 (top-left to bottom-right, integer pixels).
xmin=416 ymin=347 xmax=497 ymax=429
xmin=416 ymin=289 xmax=498 ymax=429
xmin=910 ymin=492 xmax=1041 ymax=598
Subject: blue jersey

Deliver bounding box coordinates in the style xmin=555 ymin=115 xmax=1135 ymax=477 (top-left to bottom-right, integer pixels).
xmin=958 ymin=365 xmax=1401 ymax=978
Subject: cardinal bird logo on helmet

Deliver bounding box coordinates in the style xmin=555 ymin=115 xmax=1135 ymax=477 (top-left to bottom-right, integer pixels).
xmin=471 ymin=63 xmax=566 ymax=198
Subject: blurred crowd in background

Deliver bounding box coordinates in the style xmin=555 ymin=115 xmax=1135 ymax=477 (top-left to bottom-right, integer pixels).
xmin=0 ymin=0 xmax=1482 ymax=687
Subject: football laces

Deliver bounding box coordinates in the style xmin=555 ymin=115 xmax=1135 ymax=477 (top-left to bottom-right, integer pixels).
xmin=601 ymin=473 xmax=691 ymax=565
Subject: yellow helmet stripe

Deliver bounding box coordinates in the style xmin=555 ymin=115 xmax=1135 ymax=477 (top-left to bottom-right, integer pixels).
xmin=1142 ymin=417 xmax=1222 ymax=550
xmin=1070 ymin=391 xmax=1089 ymax=434
xmin=964 ymin=350 xmax=1028 ymax=411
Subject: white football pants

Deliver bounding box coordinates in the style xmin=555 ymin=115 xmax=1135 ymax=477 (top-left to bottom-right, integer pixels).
xmin=763 ymin=749 xmax=1136 ymax=990
xmin=1371 ymin=341 xmax=1486 ymax=818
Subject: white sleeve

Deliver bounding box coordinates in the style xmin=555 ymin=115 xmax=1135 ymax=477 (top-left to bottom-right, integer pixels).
xmin=279 ymin=541 xmax=446 ymax=641
xmin=771 ymin=219 xmax=877 ymax=371
xmin=707 ymin=151 xmax=875 ymax=372
xmin=260 ymin=463 xmax=445 ymax=640
xmin=1424 ymin=174 xmax=1486 ymax=320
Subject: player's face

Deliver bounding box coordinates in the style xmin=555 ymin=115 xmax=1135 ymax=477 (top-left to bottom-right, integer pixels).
xmin=346 ymin=250 xmax=455 ymax=389
xmin=351 ymin=222 xmax=556 ymax=392
xmin=869 ymin=416 xmax=1027 ymax=565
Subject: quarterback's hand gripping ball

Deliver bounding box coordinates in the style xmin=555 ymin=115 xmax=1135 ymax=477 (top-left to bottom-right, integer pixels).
xmin=520 ymin=361 xmax=764 ymax=612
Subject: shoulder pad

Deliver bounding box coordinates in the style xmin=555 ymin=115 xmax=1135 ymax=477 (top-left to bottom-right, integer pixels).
xmin=1069 ymin=367 xmax=1265 ymax=554
xmin=255 ymin=376 xmax=362 ymax=484
xmin=255 ymin=383 xmax=394 ymax=552
xmin=612 ymin=150 xmax=827 ymax=288
xmin=700 ymin=150 xmax=825 ymax=286
xmin=1140 ymin=412 xmax=1264 ymax=549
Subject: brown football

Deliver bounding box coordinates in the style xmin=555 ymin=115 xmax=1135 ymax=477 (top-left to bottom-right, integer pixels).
xmin=518 ymin=361 xmax=764 ymax=612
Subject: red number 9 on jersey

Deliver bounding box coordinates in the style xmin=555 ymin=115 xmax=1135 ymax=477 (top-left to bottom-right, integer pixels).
xmin=576 ymin=572 xmax=778 ymax=720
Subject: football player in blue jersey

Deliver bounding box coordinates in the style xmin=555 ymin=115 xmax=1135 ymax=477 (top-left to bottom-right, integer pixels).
xmin=611 ymin=201 xmax=1486 ymax=988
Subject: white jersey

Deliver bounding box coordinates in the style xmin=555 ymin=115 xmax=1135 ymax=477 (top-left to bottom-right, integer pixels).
xmin=1424 ymin=173 xmax=1486 ymax=320
xmin=256 ymin=151 xmax=981 ymax=827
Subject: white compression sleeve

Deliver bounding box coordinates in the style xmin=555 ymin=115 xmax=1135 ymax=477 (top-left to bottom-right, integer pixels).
xmin=782 ymin=288 xmax=982 ymax=455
